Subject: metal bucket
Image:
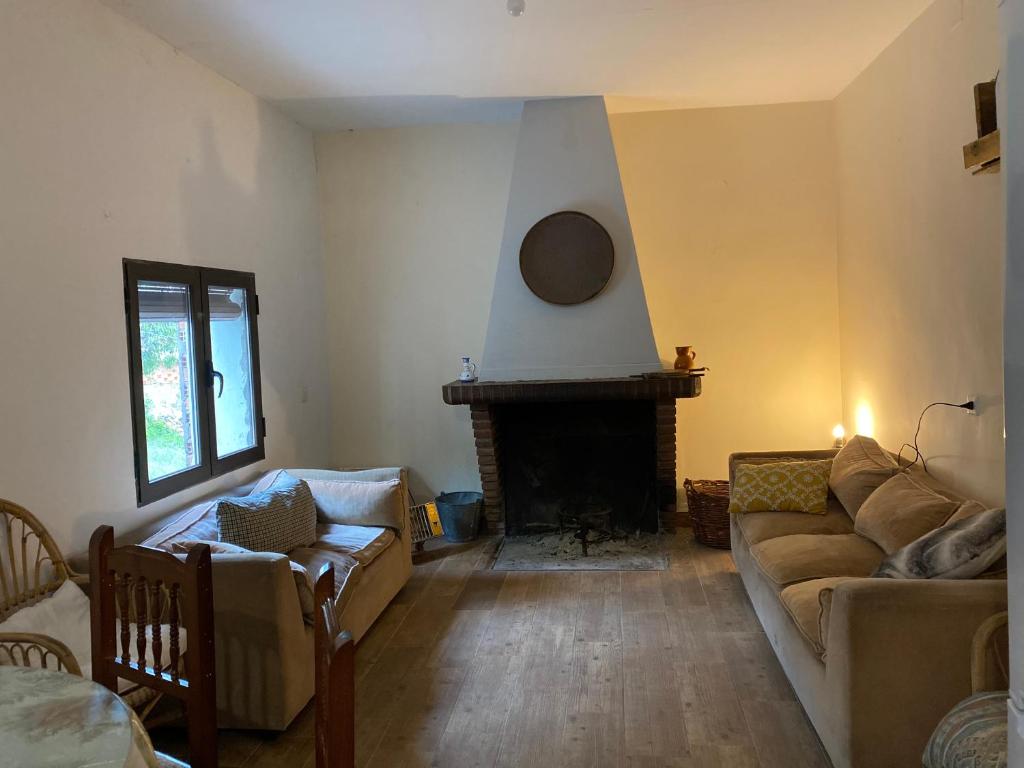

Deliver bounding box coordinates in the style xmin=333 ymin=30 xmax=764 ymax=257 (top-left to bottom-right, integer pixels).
xmin=435 ymin=491 xmax=483 ymax=543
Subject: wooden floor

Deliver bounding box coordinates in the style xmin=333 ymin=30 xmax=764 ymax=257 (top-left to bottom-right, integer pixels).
xmin=153 ymin=532 xmax=832 ymax=768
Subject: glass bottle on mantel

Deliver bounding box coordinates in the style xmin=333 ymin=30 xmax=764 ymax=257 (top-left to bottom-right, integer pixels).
xmin=458 ymin=357 xmax=478 ymax=383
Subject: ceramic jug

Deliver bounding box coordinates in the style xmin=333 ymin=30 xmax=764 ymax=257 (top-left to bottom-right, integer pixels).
xmin=458 ymin=356 xmax=478 ymax=383
xmin=674 ymin=346 xmax=697 ymax=370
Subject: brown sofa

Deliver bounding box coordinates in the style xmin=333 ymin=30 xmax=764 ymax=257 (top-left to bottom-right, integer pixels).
xmin=729 ymin=449 xmax=1007 ymax=768
xmin=135 ymin=467 xmax=413 ymax=730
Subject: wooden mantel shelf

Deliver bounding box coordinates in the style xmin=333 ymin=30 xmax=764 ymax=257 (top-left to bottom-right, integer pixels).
xmin=442 ymin=375 xmax=701 ymax=405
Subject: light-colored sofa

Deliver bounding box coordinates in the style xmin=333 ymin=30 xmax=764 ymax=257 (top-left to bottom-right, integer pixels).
xmin=728 ymin=449 xmax=1007 ymax=768
xmin=136 ymin=467 xmax=413 ymax=730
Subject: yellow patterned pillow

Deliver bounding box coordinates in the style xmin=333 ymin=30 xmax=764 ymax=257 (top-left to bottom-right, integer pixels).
xmin=728 ymin=460 xmax=833 ymax=515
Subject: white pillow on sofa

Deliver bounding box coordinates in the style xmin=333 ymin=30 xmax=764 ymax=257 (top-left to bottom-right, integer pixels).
xmin=305 ymin=478 xmax=405 ymax=530
xmin=253 ymin=468 xmax=406 ymax=531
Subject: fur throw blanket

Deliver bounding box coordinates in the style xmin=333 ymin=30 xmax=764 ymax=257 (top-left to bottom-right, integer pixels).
xmin=873 ymin=506 xmax=1006 ymax=579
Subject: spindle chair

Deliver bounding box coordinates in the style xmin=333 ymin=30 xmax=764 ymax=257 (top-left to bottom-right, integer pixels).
xmin=314 ymin=562 xmax=355 ymax=768
xmin=89 ymin=525 xmax=217 ymax=768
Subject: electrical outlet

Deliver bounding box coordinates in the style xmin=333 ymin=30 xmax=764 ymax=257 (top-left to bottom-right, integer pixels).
xmin=966 ymin=395 xmax=979 ymax=415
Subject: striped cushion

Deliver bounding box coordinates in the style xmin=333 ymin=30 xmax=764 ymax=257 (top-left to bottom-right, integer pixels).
xmin=216 ymin=472 xmax=316 ymax=554
xmin=923 ymin=691 xmax=1008 ymax=768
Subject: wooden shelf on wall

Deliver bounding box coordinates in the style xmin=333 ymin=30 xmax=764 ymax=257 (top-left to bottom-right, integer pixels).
xmin=964 ymin=79 xmax=1000 ymax=175
xmin=964 ymin=130 xmax=1001 ymax=175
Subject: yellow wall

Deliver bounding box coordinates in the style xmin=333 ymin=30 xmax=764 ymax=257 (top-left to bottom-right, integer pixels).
xmin=611 ymin=102 xmax=843 ymax=482
xmin=834 ymin=0 xmax=1005 ymax=504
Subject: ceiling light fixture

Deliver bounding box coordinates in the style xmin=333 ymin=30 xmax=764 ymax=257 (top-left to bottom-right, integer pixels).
xmin=507 ymin=0 xmax=525 ymax=17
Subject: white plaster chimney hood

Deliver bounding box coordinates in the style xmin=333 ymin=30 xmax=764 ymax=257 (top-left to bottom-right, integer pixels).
xmin=479 ymin=96 xmax=661 ymax=381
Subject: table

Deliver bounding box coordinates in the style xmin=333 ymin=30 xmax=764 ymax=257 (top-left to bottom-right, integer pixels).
xmin=0 ymin=665 xmax=160 ymax=768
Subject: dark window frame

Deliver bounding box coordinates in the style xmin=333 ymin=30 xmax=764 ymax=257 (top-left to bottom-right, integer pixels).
xmin=124 ymin=259 xmax=265 ymax=506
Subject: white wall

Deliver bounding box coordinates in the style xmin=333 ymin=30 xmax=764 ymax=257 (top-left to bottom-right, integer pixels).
xmin=315 ymin=123 xmax=519 ymax=501
xmin=999 ymin=0 xmax=1024 ymax=758
xmin=0 ymin=0 xmax=331 ymax=555
xmin=834 ymin=0 xmax=1005 ymax=505
xmin=480 ymin=97 xmax=661 ymax=381
xmin=611 ymin=102 xmax=843 ymax=482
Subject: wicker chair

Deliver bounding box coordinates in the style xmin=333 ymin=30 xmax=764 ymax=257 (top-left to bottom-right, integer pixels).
xmin=0 ymin=632 xmax=82 ymax=675
xmin=0 ymin=498 xmax=79 ymax=619
xmin=0 ymin=498 xmax=86 ymax=674
xmin=923 ymin=612 xmax=1009 ymax=768
xmin=971 ymin=611 xmax=1009 ymax=694
xmin=0 ymin=499 xmax=162 ymax=715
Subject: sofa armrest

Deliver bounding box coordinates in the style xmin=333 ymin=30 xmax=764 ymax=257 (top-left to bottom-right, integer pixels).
xmin=825 ymin=578 xmax=1007 ymax=767
xmin=210 ymin=552 xmax=304 ymax=627
xmin=208 ymin=553 xmax=312 ymax=729
xmin=728 ymin=449 xmax=838 ymax=487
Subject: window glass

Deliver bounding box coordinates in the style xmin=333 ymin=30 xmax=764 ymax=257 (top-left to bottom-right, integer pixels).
xmin=208 ymin=286 xmax=256 ymax=458
xmin=137 ymin=280 xmax=202 ymax=481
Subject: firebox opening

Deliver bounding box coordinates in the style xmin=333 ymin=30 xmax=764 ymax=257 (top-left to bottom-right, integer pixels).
xmin=498 ymin=400 xmax=658 ymax=536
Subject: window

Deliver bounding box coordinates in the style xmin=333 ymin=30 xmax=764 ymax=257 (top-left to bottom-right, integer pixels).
xmin=124 ymin=260 xmax=265 ymax=505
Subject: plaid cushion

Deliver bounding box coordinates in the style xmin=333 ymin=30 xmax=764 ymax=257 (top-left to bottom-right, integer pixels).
xmin=216 ymin=472 xmax=316 ymax=554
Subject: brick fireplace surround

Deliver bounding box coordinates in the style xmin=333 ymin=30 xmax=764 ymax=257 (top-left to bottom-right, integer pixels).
xmin=442 ymin=376 xmax=701 ymax=533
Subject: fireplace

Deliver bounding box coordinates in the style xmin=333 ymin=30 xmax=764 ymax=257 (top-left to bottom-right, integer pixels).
xmin=499 ymin=401 xmax=656 ymax=535
xmin=442 ymin=376 xmax=700 ymax=533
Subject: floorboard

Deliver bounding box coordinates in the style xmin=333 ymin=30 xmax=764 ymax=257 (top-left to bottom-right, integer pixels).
xmin=151 ymin=532 xmax=832 ymax=768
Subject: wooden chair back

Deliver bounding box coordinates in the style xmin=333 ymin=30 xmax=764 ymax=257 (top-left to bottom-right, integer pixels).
xmin=0 ymin=499 xmax=72 ymax=621
xmin=314 ymin=563 xmax=355 ymax=768
xmin=89 ymin=525 xmax=217 ymax=768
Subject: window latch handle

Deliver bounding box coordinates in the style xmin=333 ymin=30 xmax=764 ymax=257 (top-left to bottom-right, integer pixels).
xmin=206 ymin=361 xmax=224 ymax=398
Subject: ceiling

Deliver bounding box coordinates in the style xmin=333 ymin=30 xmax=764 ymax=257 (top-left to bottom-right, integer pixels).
xmin=101 ymin=0 xmax=935 ymax=130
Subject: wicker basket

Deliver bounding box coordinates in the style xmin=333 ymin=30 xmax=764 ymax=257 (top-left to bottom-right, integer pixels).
xmin=684 ymin=478 xmax=732 ymax=549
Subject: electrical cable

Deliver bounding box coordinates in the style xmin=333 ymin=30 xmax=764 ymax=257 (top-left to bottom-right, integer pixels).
xmin=896 ymin=400 xmax=975 ymax=472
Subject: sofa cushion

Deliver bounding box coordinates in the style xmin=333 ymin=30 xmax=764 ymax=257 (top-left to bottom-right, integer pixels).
xmin=287 ymin=548 xmax=362 ymax=621
xmin=216 ymin=473 xmax=317 ymax=554
xmin=314 ymin=524 xmax=397 ymax=567
xmin=0 ymin=580 xmax=91 ymax=674
xmin=308 ymin=478 xmax=404 ymax=531
xmin=264 ymin=469 xmax=406 ymax=532
xmin=749 ymin=533 xmax=885 ymax=587
xmin=142 ymin=468 xmax=311 ymax=552
xmin=828 ymin=435 xmax=901 ymax=519
xmin=735 ymin=498 xmax=854 ymax=546
xmin=854 ymin=473 xmax=960 ymax=554
xmin=873 ymin=507 xmax=1007 ymax=580
xmin=947 ymin=499 xmax=988 ymax=525
xmin=728 ymin=459 xmax=833 ymax=515
xmin=779 ymin=577 xmax=858 ymax=657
